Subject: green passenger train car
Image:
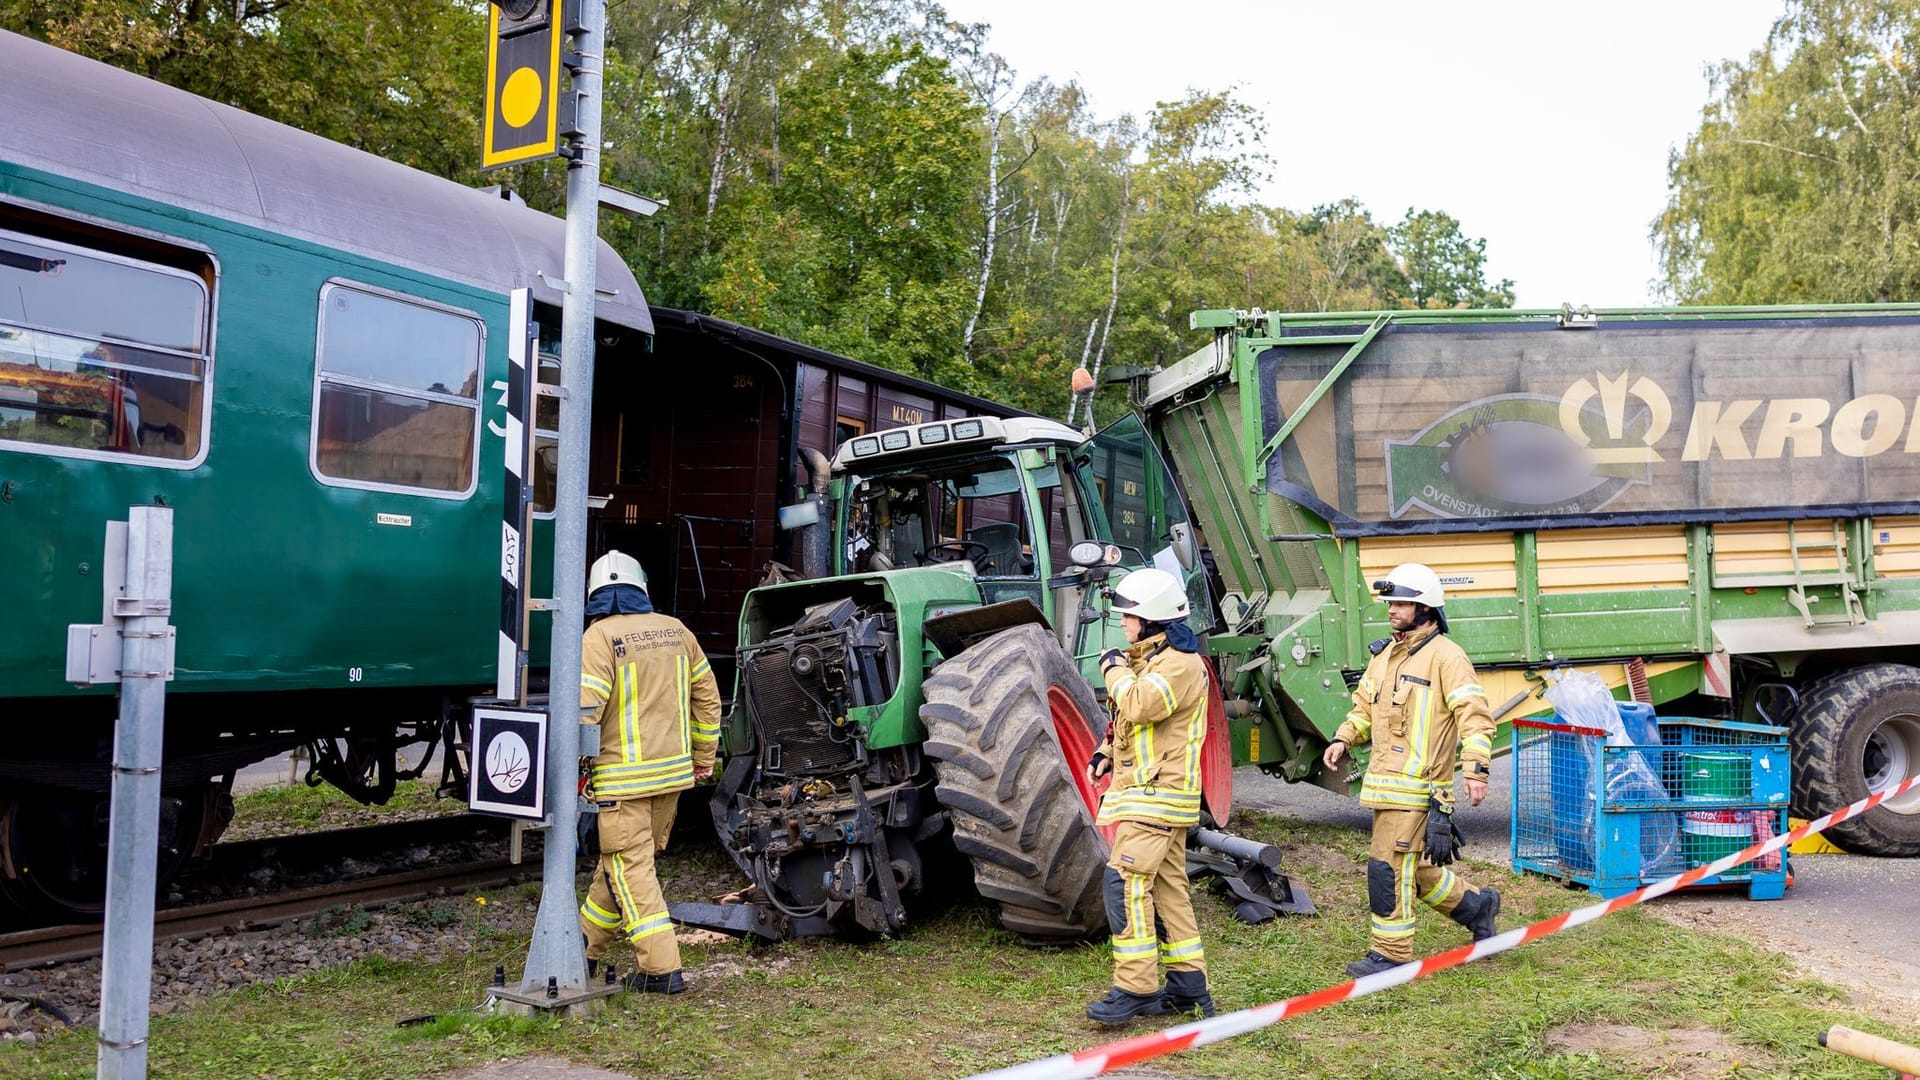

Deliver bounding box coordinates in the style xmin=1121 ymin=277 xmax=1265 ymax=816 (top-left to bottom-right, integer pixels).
xmin=0 ymin=29 xmax=657 ymax=917
xmin=0 ymin=30 xmax=1028 ymax=921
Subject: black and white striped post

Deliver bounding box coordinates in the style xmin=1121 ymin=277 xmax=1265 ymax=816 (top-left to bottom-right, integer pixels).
xmin=496 ymin=287 xmax=534 ymax=705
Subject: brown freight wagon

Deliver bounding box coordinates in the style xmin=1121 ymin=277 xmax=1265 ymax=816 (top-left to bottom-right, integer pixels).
xmin=558 ymin=307 xmax=1024 ymax=691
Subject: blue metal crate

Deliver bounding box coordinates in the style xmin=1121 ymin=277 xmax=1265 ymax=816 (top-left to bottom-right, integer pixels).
xmin=1511 ymin=713 xmax=1790 ymax=900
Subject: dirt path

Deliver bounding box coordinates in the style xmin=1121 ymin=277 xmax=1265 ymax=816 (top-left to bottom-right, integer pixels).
xmin=1645 ymin=852 xmax=1920 ymax=1025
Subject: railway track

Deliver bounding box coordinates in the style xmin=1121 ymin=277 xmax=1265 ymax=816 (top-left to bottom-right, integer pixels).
xmin=0 ymin=856 xmax=527 ymax=969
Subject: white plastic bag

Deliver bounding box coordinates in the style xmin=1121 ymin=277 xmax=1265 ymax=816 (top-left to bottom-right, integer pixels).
xmin=1541 ymin=669 xmax=1678 ymax=875
xmin=1542 ymin=669 xmax=1619 ymax=738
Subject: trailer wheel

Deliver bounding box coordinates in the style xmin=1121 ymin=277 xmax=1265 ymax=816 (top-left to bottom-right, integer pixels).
xmin=920 ymin=624 xmax=1109 ymax=943
xmin=1791 ymin=663 xmax=1920 ymax=856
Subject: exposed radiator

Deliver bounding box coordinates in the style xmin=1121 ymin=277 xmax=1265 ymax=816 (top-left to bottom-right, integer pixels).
xmin=744 ymin=639 xmax=860 ymax=774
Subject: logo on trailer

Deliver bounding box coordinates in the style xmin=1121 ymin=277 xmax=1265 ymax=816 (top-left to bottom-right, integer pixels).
xmin=1559 ymin=371 xmax=1673 ymax=463
xmin=1385 ymin=393 xmax=1651 ymax=520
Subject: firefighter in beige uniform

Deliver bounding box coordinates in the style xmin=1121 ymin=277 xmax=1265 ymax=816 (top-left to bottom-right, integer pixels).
xmin=577 ymin=551 xmax=721 ymax=994
xmin=1083 ymin=567 xmax=1217 ymax=1024
xmin=1324 ymin=562 xmax=1501 ymax=978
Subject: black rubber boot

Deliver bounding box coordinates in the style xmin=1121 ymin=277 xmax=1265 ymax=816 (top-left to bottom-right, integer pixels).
xmin=1449 ymin=887 xmax=1502 ymax=941
xmin=1163 ymin=969 xmax=1216 ymax=1017
xmin=1085 ymin=987 xmax=1168 ymax=1025
xmin=1345 ymin=950 xmax=1401 ymax=978
xmin=622 ymin=969 xmax=686 ymax=995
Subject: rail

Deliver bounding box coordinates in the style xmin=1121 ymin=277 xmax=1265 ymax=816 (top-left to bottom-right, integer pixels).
xmin=0 ymin=858 xmax=522 ymax=969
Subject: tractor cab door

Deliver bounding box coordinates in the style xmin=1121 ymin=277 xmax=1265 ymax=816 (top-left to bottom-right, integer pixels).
xmin=1076 ymin=412 xmax=1231 ymax=823
xmin=1076 ymin=413 xmax=1214 ymax=634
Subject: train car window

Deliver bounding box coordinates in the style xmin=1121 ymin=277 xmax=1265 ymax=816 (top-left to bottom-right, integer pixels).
xmin=0 ymin=228 xmax=210 ymax=465
xmin=311 ymin=281 xmax=482 ymax=498
xmin=532 ymin=353 xmax=560 ymax=515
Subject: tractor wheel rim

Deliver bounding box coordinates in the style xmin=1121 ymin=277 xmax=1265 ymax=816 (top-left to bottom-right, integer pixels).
xmin=1048 ymin=686 xmax=1099 ymax=817
xmin=1865 ymin=712 xmax=1920 ymax=815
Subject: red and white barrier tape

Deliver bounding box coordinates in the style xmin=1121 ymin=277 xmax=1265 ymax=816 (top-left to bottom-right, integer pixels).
xmin=968 ymin=771 xmax=1920 ymax=1080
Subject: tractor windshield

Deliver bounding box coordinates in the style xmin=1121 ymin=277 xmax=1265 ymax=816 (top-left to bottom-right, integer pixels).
xmin=844 ymin=454 xmax=1032 ymax=575
xmin=842 ymin=451 xmax=1089 ymax=610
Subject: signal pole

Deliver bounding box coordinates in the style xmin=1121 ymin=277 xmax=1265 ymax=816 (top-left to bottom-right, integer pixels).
xmin=522 ymin=0 xmax=602 ymax=1003
xmin=482 ymin=0 xmax=608 ymax=1010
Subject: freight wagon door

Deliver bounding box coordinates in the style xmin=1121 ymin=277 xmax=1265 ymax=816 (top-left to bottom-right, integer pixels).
xmin=581 ymin=329 xmax=781 ymax=694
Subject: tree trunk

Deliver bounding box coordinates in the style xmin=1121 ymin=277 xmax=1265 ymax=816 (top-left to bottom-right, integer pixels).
xmin=962 ymin=109 xmax=1004 ymax=367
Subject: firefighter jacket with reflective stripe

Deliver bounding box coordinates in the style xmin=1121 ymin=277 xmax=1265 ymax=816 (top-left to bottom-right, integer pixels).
xmin=1333 ymin=623 xmax=1494 ymax=813
xmin=1094 ymin=633 xmax=1208 ymax=828
xmin=579 ymin=612 xmax=722 ymax=800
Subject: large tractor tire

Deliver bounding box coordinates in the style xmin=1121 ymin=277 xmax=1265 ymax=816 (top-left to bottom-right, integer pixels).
xmin=920 ymin=624 xmax=1109 ymax=943
xmin=1791 ymin=663 xmax=1920 ymax=856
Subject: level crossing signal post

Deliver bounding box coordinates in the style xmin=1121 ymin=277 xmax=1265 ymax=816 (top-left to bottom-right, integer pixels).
xmin=64 ymin=507 xmax=176 ymax=1079
xmin=478 ymin=0 xmax=608 ymax=1015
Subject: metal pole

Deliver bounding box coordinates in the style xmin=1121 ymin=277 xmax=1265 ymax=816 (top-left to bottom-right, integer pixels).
xmin=97 ymin=506 xmax=173 ymax=1080
xmin=521 ymin=0 xmax=603 ymax=994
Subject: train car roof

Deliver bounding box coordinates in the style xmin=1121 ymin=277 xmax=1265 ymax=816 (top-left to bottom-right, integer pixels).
xmin=650 ymin=307 xmax=1028 ymax=419
xmin=0 ymin=30 xmax=651 ymax=335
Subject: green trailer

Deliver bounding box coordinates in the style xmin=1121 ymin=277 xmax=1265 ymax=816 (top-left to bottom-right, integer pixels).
xmin=702 ymin=302 xmax=1920 ymax=947
xmin=705 ymin=302 xmax=1920 ymax=947
xmin=1152 ymin=304 xmax=1920 ymax=857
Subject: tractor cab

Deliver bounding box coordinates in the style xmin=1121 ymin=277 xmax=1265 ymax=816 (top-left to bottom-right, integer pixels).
xmin=826 ymin=413 xmax=1211 ymax=657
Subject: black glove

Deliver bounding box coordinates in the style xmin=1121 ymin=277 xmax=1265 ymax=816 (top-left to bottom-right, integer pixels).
xmin=577 ymin=808 xmax=600 ymax=860
xmin=1089 ymin=752 xmax=1110 ymax=780
xmin=1425 ymin=799 xmax=1463 ymax=866
xmin=1099 ymin=648 xmax=1125 ymax=670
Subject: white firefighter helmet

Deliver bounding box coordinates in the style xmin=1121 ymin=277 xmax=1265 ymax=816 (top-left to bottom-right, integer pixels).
xmin=1110 ymin=567 xmax=1191 ymax=622
xmin=1375 ymin=562 xmax=1444 ymax=608
xmin=587 ymin=550 xmax=647 ymax=597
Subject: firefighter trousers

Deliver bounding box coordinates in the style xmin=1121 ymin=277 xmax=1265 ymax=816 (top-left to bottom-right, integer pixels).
xmin=1103 ymin=820 xmax=1204 ymax=994
xmin=580 ymin=790 xmax=681 ymax=975
xmin=1366 ymin=807 xmax=1480 ymax=962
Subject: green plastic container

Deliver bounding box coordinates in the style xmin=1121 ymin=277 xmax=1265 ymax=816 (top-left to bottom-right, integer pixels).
xmin=1681 ymin=751 xmax=1751 ymax=868
xmin=1681 ymin=751 xmax=1748 ymax=801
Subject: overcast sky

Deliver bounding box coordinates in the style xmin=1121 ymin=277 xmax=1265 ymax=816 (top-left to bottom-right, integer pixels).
xmin=938 ymin=1 xmax=1788 ymax=309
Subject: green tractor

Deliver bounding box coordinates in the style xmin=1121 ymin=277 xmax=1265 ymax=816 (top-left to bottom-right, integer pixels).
xmin=677 ymin=416 xmax=1305 ymax=942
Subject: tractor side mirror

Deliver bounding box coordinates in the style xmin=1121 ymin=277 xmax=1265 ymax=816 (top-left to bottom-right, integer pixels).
xmin=1167 ymin=522 xmax=1197 ymax=572
xmin=1069 ymin=540 xmax=1120 ymax=568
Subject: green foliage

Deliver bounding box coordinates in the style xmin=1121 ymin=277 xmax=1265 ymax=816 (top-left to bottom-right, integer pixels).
xmin=225 ymin=777 xmax=462 ymax=842
xmin=1390 ymin=208 xmax=1516 ymax=309
xmin=0 ymin=0 xmax=1515 ymax=418
xmin=406 ymin=902 xmax=460 ymax=929
xmin=705 ymin=38 xmax=984 ymax=383
xmin=309 ymin=904 xmax=374 ymax=938
xmin=0 ymin=1 xmax=485 ymax=178
xmin=1658 ymin=0 xmax=1920 ymax=303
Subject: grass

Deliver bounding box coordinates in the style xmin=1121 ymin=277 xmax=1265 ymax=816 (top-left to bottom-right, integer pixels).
xmin=4 ymin=811 xmax=1913 ymax=1080
xmin=221 ymin=778 xmax=465 ymax=841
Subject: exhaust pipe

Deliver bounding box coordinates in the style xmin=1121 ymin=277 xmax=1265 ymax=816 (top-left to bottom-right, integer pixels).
xmin=793 ymin=447 xmax=832 ymax=579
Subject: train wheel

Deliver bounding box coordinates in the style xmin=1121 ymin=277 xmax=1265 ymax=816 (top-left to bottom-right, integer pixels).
xmin=0 ymin=785 xmax=209 ymax=921
xmin=920 ymin=624 xmax=1109 ymax=944
xmin=1792 ymin=664 xmax=1920 ymax=856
